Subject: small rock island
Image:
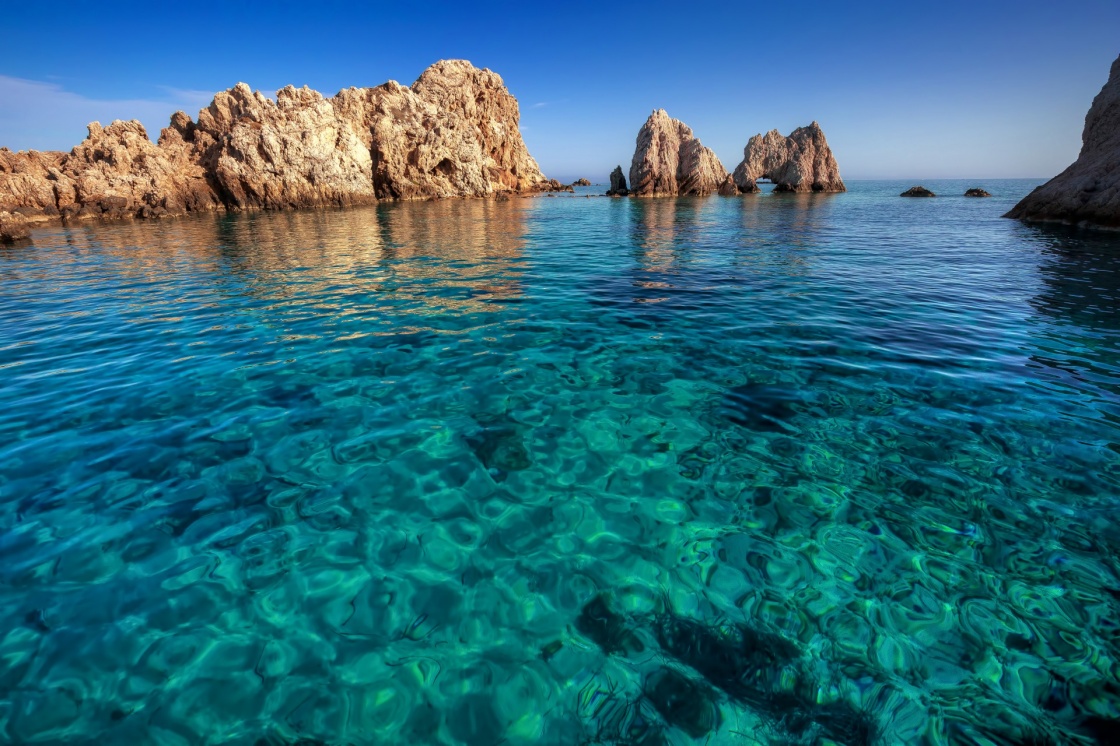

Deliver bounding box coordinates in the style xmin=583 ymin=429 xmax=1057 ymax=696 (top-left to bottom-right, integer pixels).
xmin=901 ymin=186 xmax=936 ymax=197
xmin=628 ymin=110 xmax=729 ymax=197
xmin=731 ymin=123 xmax=846 ymax=193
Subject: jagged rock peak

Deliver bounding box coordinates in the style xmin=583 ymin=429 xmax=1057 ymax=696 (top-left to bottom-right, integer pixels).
xmin=628 ymin=109 xmax=728 ymax=197
xmin=0 ymin=59 xmax=550 ymax=224
xmin=732 ymin=121 xmax=845 ymax=193
xmin=607 ymin=166 xmax=628 ymax=196
xmin=1005 ymin=54 xmax=1120 ymax=228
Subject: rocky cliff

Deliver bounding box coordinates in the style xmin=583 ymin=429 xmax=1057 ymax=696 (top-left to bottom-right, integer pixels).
xmin=0 ymin=60 xmax=549 ymax=227
xmin=628 ymin=110 xmax=728 ymax=196
xmin=1005 ymin=54 xmax=1120 ymax=228
xmin=731 ymin=122 xmax=845 ymax=193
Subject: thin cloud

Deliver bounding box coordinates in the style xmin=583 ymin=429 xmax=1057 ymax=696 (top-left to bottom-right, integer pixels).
xmin=0 ymin=76 xmax=224 ymax=151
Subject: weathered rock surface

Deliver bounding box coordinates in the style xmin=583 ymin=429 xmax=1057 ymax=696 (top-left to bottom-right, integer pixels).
xmin=0 ymin=211 xmax=31 ymax=243
xmin=0 ymin=60 xmax=550 ymax=224
xmin=573 ymin=178 xmax=591 ymax=186
xmin=964 ymin=188 xmax=992 ymax=198
xmin=901 ymin=186 xmax=936 ymax=197
xmin=717 ymin=174 xmax=741 ymax=196
xmin=607 ymin=165 xmax=629 ymax=196
xmin=1005 ymin=54 xmax=1120 ymax=228
xmin=732 ymin=122 xmax=844 ymax=193
xmin=628 ymin=110 xmax=728 ymax=196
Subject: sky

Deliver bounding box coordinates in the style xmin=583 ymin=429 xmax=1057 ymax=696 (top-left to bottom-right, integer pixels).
xmin=1 ymin=1 xmax=1117 ymax=182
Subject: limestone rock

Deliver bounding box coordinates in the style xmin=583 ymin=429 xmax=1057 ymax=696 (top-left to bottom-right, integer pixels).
xmin=607 ymin=166 xmax=628 ymax=196
xmin=1005 ymin=54 xmax=1120 ymax=228
xmin=732 ymin=122 xmax=845 ymax=193
xmin=0 ymin=59 xmax=550 ymax=223
xmin=0 ymin=211 xmax=31 ymax=243
xmin=717 ymin=174 xmax=741 ymax=196
xmin=964 ymin=188 xmax=992 ymax=197
xmin=901 ymin=186 xmax=936 ymax=197
xmin=573 ymin=178 xmax=591 ymax=186
xmin=628 ymin=110 xmax=728 ymax=196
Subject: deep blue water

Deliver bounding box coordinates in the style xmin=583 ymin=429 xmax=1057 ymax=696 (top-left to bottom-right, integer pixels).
xmin=2 ymin=180 xmax=1120 ymax=745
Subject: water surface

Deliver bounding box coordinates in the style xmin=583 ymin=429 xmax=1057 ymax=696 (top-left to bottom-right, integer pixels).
xmin=2 ymin=180 xmax=1120 ymax=745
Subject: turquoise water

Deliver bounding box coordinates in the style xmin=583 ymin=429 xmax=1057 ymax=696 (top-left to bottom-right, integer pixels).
xmin=2 ymin=179 xmax=1120 ymax=745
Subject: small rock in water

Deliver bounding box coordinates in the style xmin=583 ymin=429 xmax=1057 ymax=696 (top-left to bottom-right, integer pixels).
xmin=964 ymin=187 xmax=992 ymax=197
xmin=901 ymin=185 xmax=936 ymax=197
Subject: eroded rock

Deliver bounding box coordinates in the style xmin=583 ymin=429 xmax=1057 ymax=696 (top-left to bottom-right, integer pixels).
xmin=606 ymin=165 xmax=628 ymax=196
xmin=0 ymin=211 xmax=31 ymax=243
xmin=901 ymin=186 xmax=936 ymax=197
xmin=0 ymin=60 xmax=551 ymax=223
xmin=733 ymin=122 xmax=844 ymax=193
xmin=1005 ymin=54 xmax=1120 ymax=228
xmin=964 ymin=188 xmax=992 ymax=197
xmin=628 ymin=110 xmax=728 ymax=196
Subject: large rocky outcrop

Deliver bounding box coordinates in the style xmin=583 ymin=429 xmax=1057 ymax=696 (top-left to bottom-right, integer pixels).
xmin=1005 ymin=54 xmax=1120 ymax=228
xmin=0 ymin=60 xmax=549 ymax=226
xmin=731 ymin=122 xmax=845 ymax=193
xmin=628 ymin=110 xmax=728 ymax=196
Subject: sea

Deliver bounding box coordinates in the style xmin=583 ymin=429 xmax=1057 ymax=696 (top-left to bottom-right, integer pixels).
xmin=1 ymin=179 xmax=1118 ymax=745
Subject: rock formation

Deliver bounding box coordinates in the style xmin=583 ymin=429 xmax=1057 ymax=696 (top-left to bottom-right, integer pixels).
xmin=0 ymin=60 xmax=550 ymax=227
xmin=0 ymin=211 xmax=30 ymax=243
xmin=731 ymin=122 xmax=844 ymax=193
xmin=628 ymin=110 xmax=728 ymax=196
xmin=606 ymin=166 xmax=628 ymax=196
xmin=901 ymin=186 xmax=936 ymax=197
xmin=964 ymin=188 xmax=992 ymax=197
xmin=573 ymin=178 xmax=591 ymax=186
xmin=1005 ymin=54 xmax=1120 ymax=228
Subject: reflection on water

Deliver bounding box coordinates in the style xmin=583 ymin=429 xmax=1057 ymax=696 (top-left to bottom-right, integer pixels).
xmin=2 ymin=181 xmax=1120 ymax=745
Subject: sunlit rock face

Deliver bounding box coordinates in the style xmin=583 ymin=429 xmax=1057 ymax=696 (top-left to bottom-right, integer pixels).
xmin=1006 ymin=54 xmax=1120 ymax=228
xmin=628 ymin=109 xmax=729 ymax=197
xmin=0 ymin=59 xmax=549 ymax=224
xmin=732 ymin=122 xmax=845 ymax=194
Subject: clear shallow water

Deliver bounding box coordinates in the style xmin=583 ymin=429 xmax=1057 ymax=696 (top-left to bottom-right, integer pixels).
xmin=2 ymin=180 xmax=1120 ymax=745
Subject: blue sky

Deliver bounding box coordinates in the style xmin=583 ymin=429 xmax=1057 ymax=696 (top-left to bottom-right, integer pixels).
xmin=1 ymin=1 xmax=1117 ymax=181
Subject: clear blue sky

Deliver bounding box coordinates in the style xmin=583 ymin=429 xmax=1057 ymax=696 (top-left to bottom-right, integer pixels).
xmin=1 ymin=1 xmax=1117 ymax=181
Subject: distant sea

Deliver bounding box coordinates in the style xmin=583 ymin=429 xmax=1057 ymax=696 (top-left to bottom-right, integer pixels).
xmin=3 ymin=179 xmax=1119 ymax=745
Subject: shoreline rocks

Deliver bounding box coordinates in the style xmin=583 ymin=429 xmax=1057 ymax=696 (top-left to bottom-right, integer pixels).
xmin=964 ymin=188 xmax=992 ymax=197
xmin=901 ymin=186 xmax=936 ymax=197
xmin=628 ymin=110 xmax=728 ymax=197
xmin=0 ymin=60 xmax=552 ymax=225
xmin=732 ymin=122 xmax=844 ymax=193
xmin=606 ymin=165 xmax=629 ymax=196
xmin=1005 ymin=54 xmax=1120 ymax=228
xmin=0 ymin=211 xmax=31 ymax=243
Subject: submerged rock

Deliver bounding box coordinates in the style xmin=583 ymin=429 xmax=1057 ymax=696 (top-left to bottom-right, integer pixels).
xmin=606 ymin=165 xmax=629 ymax=196
xmin=901 ymin=186 xmax=936 ymax=197
xmin=0 ymin=60 xmax=552 ymax=223
xmin=644 ymin=668 xmax=721 ymax=738
xmin=1005 ymin=54 xmax=1120 ymax=228
xmin=628 ymin=109 xmax=728 ymax=196
xmin=964 ymin=188 xmax=992 ymax=197
xmin=732 ymin=122 xmax=845 ymax=193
